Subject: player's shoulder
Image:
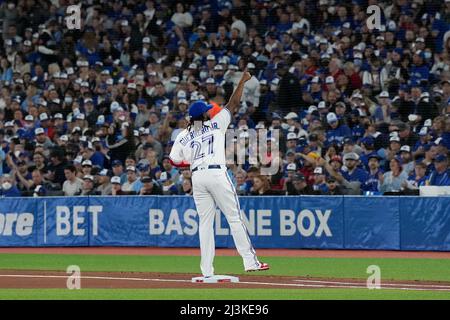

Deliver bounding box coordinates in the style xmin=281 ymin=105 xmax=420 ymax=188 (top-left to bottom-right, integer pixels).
xmin=178 ymin=128 xmax=189 ymax=137
xmin=174 ymin=128 xmax=189 ymax=143
xmin=212 ymin=107 xmax=232 ymax=121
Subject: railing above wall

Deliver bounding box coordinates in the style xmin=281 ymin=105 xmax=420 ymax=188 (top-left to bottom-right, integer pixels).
xmin=0 ymin=196 xmax=449 ymax=251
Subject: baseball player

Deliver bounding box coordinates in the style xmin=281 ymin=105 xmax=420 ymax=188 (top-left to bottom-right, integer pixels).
xmin=169 ymin=70 xmax=269 ymax=277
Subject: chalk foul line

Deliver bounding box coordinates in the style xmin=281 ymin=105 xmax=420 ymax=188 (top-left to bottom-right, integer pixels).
xmin=0 ymin=274 xmax=449 ymax=292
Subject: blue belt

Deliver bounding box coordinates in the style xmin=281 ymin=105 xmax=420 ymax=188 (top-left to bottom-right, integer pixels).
xmin=192 ymin=165 xmax=222 ymax=173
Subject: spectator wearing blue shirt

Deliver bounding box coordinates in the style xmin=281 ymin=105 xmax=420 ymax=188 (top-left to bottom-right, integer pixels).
xmin=258 ymin=79 xmax=273 ymax=112
xmin=321 ymin=152 xmax=364 ymax=195
xmin=348 ymin=111 xmax=366 ymax=142
xmin=285 ymin=133 xmax=298 ymax=155
xmin=0 ymin=147 xmax=5 ymax=177
xmin=373 ymin=91 xmax=392 ymax=124
xmin=161 ymin=155 xmax=180 ymax=184
xmin=441 ymin=130 xmax=450 ymax=152
xmin=403 ymin=162 xmax=428 ymax=190
xmin=83 ymin=142 xmax=105 ymax=169
xmin=420 ymin=143 xmax=437 ymax=175
xmin=341 ymin=152 xmax=369 ymax=192
xmin=0 ymin=58 xmax=13 ymax=83
xmin=32 ymin=185 xmax=47 ymax=197
xmin=244 ymin=166 xmax=259 ymax=195
xmin=312 ymin=166 xmax=329 ymax=194
xmin=17 ymin=114 xmax=36 ymax=139
xmin=308 ymin=76 xmax=323 ymax=103
xmin=428 ymin=154 xmax=450 ymax=186
xmin=159 ymin=171 xmax=179 ymax=195
xmin=409 ymin=51 xmax=429 ymax=87
xmin=433 ymin=137 xmax=449 ymax=159
xmin=23 ymin=39 xmax=40 ymax=65
xmin=111 ymin=160 xmax=128 ymax=184
xmin=362 ymin=154 xmax=383 ymax=193
xmin=359 ymin=137 xmax=376 ymax=170
xmin=0 ymin=174 xmax=21 ymax=197
xmin=412 ymin=126 xmax=431 ymax=156
xmin=276 ymin=12 xmax=293 ymax=33
xmin=325 ymin=112 xmax=351 ymax=145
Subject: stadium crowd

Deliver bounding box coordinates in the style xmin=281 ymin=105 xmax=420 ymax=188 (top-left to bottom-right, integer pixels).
xmin=0 ymin=0 xmax=449 ymax=198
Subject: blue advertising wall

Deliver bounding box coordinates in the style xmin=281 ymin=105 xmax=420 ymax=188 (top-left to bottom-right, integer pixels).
xmin=0 ymin=196 xmax=449 ymax=251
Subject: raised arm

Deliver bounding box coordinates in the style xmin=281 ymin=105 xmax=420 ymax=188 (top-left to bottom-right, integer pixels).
xmin=318 ymin=157 xmax=345 ymax=183
xmin=15 ymin=169 xmax=33 ymax=190
xmin=224 ymin=70 xmax=252 ymax=114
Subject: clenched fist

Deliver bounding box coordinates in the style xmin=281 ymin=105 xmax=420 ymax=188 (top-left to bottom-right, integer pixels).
xmin=241 ymin=71 xmax=252 ymax=82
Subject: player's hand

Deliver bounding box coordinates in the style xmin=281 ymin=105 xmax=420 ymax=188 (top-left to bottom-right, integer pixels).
xmin=241 ymin=70 xmax=252 ymax=83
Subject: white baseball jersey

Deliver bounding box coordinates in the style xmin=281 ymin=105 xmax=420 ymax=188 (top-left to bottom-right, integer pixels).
xmin=170 ymin=108 xmax=231 ymax=169
xmin=170 ymin=107 xmax=261 ymax=277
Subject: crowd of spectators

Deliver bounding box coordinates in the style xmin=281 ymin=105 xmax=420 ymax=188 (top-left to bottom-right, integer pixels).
xmin=0 ymin=0 xmax=449 ymax=198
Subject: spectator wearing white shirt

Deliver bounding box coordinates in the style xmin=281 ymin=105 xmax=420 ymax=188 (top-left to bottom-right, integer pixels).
xmin=379 ymin=158 xmax=409 ymax=193
xmin=96 ymin=169 xmax=113 ymax=196
xmin=226 ymin=63 xmax=260 ymax=107
xmin=241 ymin=63 xmax=261 ymax=106
xmin=171 ymin=3 xmax=193 ymax=28
xmin=62 ymin=165 xmax=83 ymax=196
xmin=291 ymin=13 xmax=310 ymax=35
xmin=122 ymin=166 xmax=142 ymax=193
xmin=399 ymin=145 xmax=415 ymax=176
xmin=231 ymin=13 xmax=247 ymax=38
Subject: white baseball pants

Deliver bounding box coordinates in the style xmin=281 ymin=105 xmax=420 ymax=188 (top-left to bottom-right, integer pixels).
xmin=192 ymin=166 xmax=260 ymax=277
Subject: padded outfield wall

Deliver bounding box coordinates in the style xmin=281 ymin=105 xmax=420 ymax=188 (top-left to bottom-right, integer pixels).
xmin=0 ymin=196 xmax=449 ymax=251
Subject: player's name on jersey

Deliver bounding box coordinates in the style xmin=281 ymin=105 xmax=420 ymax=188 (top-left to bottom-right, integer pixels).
xmin=180 ymin=123 xmax=219 ymax=146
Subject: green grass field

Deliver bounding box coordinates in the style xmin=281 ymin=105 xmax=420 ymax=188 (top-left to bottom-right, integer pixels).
xmin=2 ymin=288 xmax=450 ymax=300
xmin=1 ymin=253 xmax=450 ymax=300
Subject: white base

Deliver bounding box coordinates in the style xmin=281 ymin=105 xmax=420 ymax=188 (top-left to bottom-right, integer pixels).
xmin=191 ymin=275 xmax=240 ymax=283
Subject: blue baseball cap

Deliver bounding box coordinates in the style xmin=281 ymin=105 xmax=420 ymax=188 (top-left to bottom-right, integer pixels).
xmin=367 ymin=152 xmax=381 ymax=161
xmin=435 ymin=154 xmax=448 ymax=162
xmin=393 ymin=48 xmax=403 ymax=56
xmin=393 ymin=155 xmax=403 ymax=165
xmin=137 ymin=163 xmax=150 ymax=171
xmin=297 ymin=137 xmax=308 ymax=146
xmin=361 ymin=136 xmax=375 ymax=146
xmin=295 ymin=145 xmax=306 ymax=153
xmin=410 ymin=80 xmax=421 ymax=88
xmin=272 ymin=112 xmax=282 ymax=120
xmin=188 ymin=101 xmax=212 ymax=118
xmin=343 ymin=137 xmax=354 ymax=145
xmin=112 ymin=160 xmax=123 ymax=167
xmin=400 ymin=84 xmax=410 ymax=91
